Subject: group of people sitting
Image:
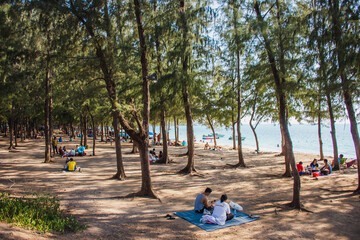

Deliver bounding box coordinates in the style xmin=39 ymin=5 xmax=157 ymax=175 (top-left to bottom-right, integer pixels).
xmin=59 ymin=145 xmax=86 ymax=157
xmin=194 ymin=187 xmax=242 ymax=226
xmin=204 ymin=142 xmax=223 ymax=151
xmin=149 ymin=148 xmax=163 ymax=163
xmin=297 ymin=153 xmax=357 ymax=176
xmin=297 ymin=159 xmax=332 ymax=176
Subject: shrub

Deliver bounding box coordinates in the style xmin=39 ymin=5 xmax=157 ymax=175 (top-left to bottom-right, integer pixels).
xmin=0 ymin=192 xmax=86 ymax=233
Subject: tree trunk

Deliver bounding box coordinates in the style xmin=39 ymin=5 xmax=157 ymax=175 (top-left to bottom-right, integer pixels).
xmin=101 ymin=122 xmax=104 ymax=142
xmin=44 ymin=69 xmax=51 ymax=163
xmin=8 ymin=103 xmax=15 ymax=149
xmin=254 ymin=1 xmax=300 ymax=208
xmin=83 ymin=115 xmax=88 ymax=147
xmin=90 ymin=113 xmax=96 ymax=156
xmin=112 ymin=112 xmax=126 ymax=180
xmin=133 ymin=0 xmax=157 ymax=197
xmin=206 ymin=115 xmax=217 ymax=147
xmin=235 ymin=51 xmax=245 ymax=167
xmin=80 ymin=116 xmax=84 ymax=146
xmin=327 ymin=92 xmax=339 ymax=170
xmin=317 ymin=112 xmax=324 ymax=160
xmin=329 ymin=0 xmax=360 ymax=193
xmin=131 ymin=141 xmax=139 ymax=153
xmin=158 ymin=109 xmax=169 ymax=164
xmin=179 ymin=0 xmax=196 ymax=174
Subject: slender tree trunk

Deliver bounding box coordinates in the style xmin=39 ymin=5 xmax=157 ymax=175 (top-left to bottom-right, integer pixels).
xmin=235 ymin=51 xmax=245 ymax=167
xmin=329 ymin=0 xmax=360 ymax=193
xmin=327 ymin=92 xmax=339 ymax=170
xmin=8 ymin=103 xmax=15 ymax=149
xmin=174 ymin=116 xmax=177 ymax=143
xmin=84 ymin=115 xmax=88 ymax=147
xmin=206 ymin=115 xmax=217 ymax=147
xmin=90 ymin=113 xmax=96 ymax=156
xmin=112 ymin=112 xmax=126 ymax=179
xmin=158 ymin=109 xmax=169 ymax=164
xmin=176 ymin=118 xmax=179 ymax=143
xmin=179 ymin=0 xmax=196 ymax=173
xmin=249 ymin=116 xmax=260 ymax=153
xmin=254 ymin=1 xmax=300 ymax=208
xmin=317 ymin=112 xmax=324 ymax=160
xmin=101 ymin=122 xmax=104 ymax=142
xmin=44 ymin=68 xmax=51 ymax=163
xmin=80 ymin=116 xmax=84 ymax=146
xmin=232 ymin=76 xmax=236 ymax=150
xmin=133 ymin=0 xmax=157 ymax=196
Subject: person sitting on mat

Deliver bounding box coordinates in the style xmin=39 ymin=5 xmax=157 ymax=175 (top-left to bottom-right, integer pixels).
xmin=296 ymin=161 xmax=305 ymax=176
xmin=320 ymin=159 xmax=332 ymax=175
xmin=65 ymin=158 xmax=81 ymax=172
xmin=194 ymin=187 xmax=214 ymax=213
xmin=200 ymin=194 xmax=234 ymax=225
xmin=310 ymin=159 xmax=319 ymax=171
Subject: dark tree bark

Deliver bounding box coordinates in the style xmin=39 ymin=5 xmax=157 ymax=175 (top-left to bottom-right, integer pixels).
xmin=89 ymin=112 xmax=96 ymax=156
xmin=327 ymin=92 xmax=339 ymax=170
xmin=83 ymin=115 xmax=88 ymax=147
xmin=232 ymin=76 xmax=236 ymax=150
xmin=158 ymin=110 xmax=169 ymax=164
xmin=235 ymin=51 xmax=245 ymax=167
xmin=254 ymin=1 xmax=300 ymax=208
xmin=101 ymin=122 xmax=104 ymax=142
xmin=132 ymin=0 xmax=157 ymax=197
xmin=329 ymin=0 xmax=360 ymax=192
xmin=178 ymin=0 xmax=196 ymax=174
xmin=44 ymin=68 xmax=51 ymax=163
xmin=8 ymin=103 xmax=15 ymax=150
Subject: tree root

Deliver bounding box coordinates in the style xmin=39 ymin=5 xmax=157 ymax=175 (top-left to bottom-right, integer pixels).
xmin=226 ymin=163 xmax=246 ymax=168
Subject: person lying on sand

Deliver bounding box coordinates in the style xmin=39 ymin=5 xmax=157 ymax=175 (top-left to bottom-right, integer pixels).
xmin=194 ymin=187 xmax=214 ymax=213
xmin=200 ymin=194 xmax=234 ymax=225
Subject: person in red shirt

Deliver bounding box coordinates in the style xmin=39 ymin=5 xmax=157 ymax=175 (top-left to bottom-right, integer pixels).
xmin=296 ymin=161 xmax=305 ymax=176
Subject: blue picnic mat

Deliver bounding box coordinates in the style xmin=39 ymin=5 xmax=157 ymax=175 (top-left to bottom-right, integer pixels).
xmin=175 ymin=209 xmax=259 ymax=232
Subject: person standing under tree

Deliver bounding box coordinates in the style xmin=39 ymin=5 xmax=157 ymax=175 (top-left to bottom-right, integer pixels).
xmin=52 ymin=136 xmax=58 ymax=155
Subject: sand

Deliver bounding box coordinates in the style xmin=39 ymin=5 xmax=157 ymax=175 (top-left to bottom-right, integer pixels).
xmin=0 ymin=135 xmax=359 ymax=240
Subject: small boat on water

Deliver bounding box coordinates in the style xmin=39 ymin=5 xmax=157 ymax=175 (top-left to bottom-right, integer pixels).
xmin=203 ymin=133 xmax=224 ymax=138
xmin=202 ymin=136 xmax=220 ymax=140
xmin=229 ymin=136 xmax=246 ymax=141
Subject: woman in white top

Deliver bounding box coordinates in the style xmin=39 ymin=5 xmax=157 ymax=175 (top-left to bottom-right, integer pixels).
xmin=200 ymin=194 xmax=234 ymax=225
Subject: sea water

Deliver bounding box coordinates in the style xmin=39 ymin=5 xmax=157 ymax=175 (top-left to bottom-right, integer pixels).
xmin=153 ymin=122 xmax=358 ymax=159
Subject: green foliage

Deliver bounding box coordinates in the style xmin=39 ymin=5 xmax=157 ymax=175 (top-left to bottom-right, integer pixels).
xmin=0 ymin=192 xmax=86 ymax=233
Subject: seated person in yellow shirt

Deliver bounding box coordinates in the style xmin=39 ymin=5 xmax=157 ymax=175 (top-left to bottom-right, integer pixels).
xmin=65 ymin=158 xmax=81 ymax=172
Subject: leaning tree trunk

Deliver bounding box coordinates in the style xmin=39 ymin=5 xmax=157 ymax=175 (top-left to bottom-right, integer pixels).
xmin=330 ymin=0 xmax=360 ymax=193
xmin=254 ymin=1 xmax=300 ymax=208
xmin=206 ymin=115 xmax=217 ymax=147
xmin=249 ymin=121 xmax=259 ymax=153
xmin=179 ymin=0 xmax=196 ymax=174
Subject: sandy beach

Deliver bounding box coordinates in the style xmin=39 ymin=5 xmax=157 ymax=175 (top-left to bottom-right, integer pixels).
xmin=0 ymin=135 xmax=359 ymax=240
